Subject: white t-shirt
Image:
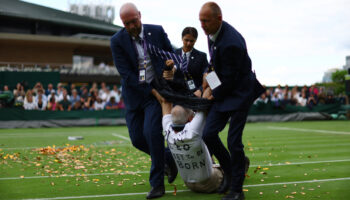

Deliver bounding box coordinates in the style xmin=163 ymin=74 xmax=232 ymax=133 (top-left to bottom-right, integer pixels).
xmin=162 ymin=112 xmax=213 ymax=183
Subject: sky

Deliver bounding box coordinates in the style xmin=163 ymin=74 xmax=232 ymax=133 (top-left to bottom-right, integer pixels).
xmin=22 ymin=0 xmax=350 ymax=86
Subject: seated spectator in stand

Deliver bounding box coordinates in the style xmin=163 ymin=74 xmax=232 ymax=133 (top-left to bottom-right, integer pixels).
xmin=13 ymin=83 xmax=26 ymax=107
xmin=57 ymin=87 xmax=70 ymax=102
xmin=80 ymin=86 xmax=89 ymax=100
xmin=70 ymin=89 xmax=80 ymax=107
xmin=71 ymin=100 xmax=83 ymax=110
xmin=36 ymin=93 xmax=47 ymax=111
xmin=271 ymin=92 xmax=281 ymax=107
xmin=317 ymin=87 xmax=327 ymax=104
xmin=1 ymin=85 xmax=14 ymax=108
xmin=274 ymin=84 xmax=283 ymax=99
xmin=307 ymin=92 xmax=318 ymax=109
xmin=47 ymin=90 xmax=58 ymax=103
xmin=70 ymin=83 xmax=77 ymax=95
xmin=100 ymin=87 xmax=112 ymax=103
xmin=35 ymin=88 xmax=47 ymax=105
xmin=309 ymin=84 xmax=319 ymax=96
xmin=94 ymin=96 xmax=106 ymax=110
xmin=325 ymin=93 xmax=336 ymax=104
xmin=302 ymin=85 xmax=309 ymax=98
xmin=117 ymin=97 xmax=125 ymax=109
xmin=110 ymin=85 xmax=121 ymax=103
xmin=89 ymin=82 xmax=98 ymax=95
xmin=254 ymin=93 xmax=269 ymax=106
xmin=57 ymin=90 xmax=71 ymax=111
xmin=290 ymin=86 xmax=300 ymax=105
xmin=98 ymin=82 xmax=107 ymax=97
xmin=32 ymin=82 xmax=44 ymax=96
xmin=105 ymin=96 xmax=118 ymax=110
xmin=45 ymin=83 xmax=55 ymax=96
xmin=47 ymin=96 xmax=58 ymax=111
xmin=23 ymin=90 xmax=37 ymax=110
xmin=280 ymin=93 xmax=290 ymax=108
xmin=283 ymin=85 xmax=291 ymax=99
xmin=297 ymin=91 xmax=308 ymax=106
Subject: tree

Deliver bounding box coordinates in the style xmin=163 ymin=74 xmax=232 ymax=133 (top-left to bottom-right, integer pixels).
xmin=331 ymin=70 xmax=347 ymax=83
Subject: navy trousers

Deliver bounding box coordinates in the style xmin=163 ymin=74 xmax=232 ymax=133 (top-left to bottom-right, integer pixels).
xmin=203 ymin=108 xmax=248 ymax=192
xmin=125 ymin=96 xmax=166 ymax=187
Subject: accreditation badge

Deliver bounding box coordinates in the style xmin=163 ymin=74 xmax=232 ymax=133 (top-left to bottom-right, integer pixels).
xmin=206 ymin=71 xmax=221 ymax=90
xmin=187 ymin=79 xmax=196 ymax=91
xmin=139 ymin=68 xmax=146 ymax=83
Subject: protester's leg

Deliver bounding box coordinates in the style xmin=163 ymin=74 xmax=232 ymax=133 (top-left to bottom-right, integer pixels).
xmin=202 ymin=109 xmax=231 ymax=180
xmin=125 ymin=109 xmax=150 ymax=154
xmin=143 ymin=98 xmax=165 ymax=187
xmin=227 ymin=110 xmax=248 ymax=193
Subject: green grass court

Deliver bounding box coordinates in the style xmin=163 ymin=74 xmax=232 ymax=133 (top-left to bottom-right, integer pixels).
xmin=0 ymin=121 xmax=349 ymax=200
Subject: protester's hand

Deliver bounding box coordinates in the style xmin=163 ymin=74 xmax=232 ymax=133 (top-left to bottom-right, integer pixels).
xmin=165 ymin=59 xmax=174 ymax=68
xmin=163 ymin=70 xmax=174 ymax=80
xmin=193 ymin=89 xmax=202 ymax=98
xmin=163 ymin=60 xmax=175 ymax=80
xmin=202 ymin=73 xmax=209 ymax=90
xmin=202 ymin=87 xmax=214 ymax=100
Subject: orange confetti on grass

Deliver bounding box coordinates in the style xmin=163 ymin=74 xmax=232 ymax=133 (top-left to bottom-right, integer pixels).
xmin=173 ymin=184 xmax=177 ymax=196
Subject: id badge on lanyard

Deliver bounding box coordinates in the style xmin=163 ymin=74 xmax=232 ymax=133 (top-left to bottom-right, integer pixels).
xmin=139 ymin=61 xmax=147 ymax=84
xmin=187 ymin=79 xmax=196 ymax=91
xmin=206 ymin=71 xmax=221 ymax=90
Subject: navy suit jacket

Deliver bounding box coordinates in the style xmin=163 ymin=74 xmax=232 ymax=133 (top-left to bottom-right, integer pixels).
xmin=110 ymin=24 xmax=173 ymax=110
xmin=174 ymin=48 xmax=208 ymax=91
xmin=210 ymin=21 xmax=265 ymax=112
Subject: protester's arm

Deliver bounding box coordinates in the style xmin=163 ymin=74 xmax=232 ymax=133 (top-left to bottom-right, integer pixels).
xmin=151 ymin=89 xmax=172 ymax=116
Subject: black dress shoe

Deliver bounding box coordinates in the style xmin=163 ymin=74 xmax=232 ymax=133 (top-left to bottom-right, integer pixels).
xmin=222 ymin=191 xmax=245 ymax=200
xmin=244 ymin=156 xmax=250 ymax=174
xmin=146 ymin=185 xmax=165 ymax=199
xmin=164 ymin=162 xmax=178 ymax=183
xmin=217 ymin=173 xmax=231 ymax=194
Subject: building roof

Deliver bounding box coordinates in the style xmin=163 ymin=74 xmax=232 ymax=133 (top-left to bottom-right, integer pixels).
xmin=0 ymin=0 xmax=121 ymax=34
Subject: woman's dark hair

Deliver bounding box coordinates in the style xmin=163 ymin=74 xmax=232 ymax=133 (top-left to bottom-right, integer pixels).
xmin=182 ymin=27 xmax=198 ymax=39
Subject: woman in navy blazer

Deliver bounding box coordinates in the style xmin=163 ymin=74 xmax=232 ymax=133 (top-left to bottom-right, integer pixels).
xmin=173 ymin=27 xmax=209 ymax=97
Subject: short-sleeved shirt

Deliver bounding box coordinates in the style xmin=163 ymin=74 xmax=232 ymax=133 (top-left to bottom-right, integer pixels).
xmin=162 ymin=112 xmax=213 ymax=183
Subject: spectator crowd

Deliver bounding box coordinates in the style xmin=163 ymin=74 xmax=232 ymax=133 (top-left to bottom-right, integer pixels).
xmin=254 ymin=84 xmax=343 ymax=109
xmin=0 ymin=82 xmax=125 ymax=111
xmin=0 ymin=83 xmax=346 ymax=111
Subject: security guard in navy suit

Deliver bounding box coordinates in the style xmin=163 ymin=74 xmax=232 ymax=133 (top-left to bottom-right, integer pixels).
xmin=110 ymin=3 xmax=177 ymax=199
xmin=199 ymin=2 xmax=265 ymax=200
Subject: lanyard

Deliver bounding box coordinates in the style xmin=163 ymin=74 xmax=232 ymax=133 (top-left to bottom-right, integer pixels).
xmin=207 ymin=37 xmax=215 ymax=72
xmin=133 ymin=38 xmax=148 ymax=69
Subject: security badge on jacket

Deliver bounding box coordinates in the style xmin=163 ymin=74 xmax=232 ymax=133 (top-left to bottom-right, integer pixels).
xmin=183 ymin=56 xmax=196 ymax=91
xmin=138 ymin=61 xmax=147 ymax=83
xmin=206 ymin=46 xmax=221 ymax=90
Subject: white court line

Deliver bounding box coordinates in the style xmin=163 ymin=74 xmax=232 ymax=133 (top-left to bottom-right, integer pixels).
xmin=21 ymin=177 xmax=350 ymax=200
xmin=112 ymin=133 xmax=130 ymax=141
xmin=250 ymin=159 xmax=350 ymax=167
xmin=268 ymin=126 xmax=350 ymax=135
xmin=2 ymin=159 xmax=350 ymax=181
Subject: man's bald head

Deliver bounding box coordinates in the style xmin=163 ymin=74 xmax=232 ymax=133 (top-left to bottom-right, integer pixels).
xmin=171 ymin=105 xmax=194 ymax=125
xmin=119 ymin=3 xmax=142 ymax=37
xmin=199 ymin=2 xmax=222 ymax=35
